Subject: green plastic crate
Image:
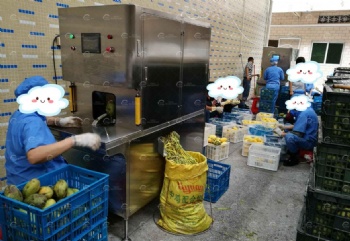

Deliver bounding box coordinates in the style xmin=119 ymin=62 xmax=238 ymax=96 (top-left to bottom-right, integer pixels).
xmin=303 ymin=185 xmax=350 ymax=240
xmin=315 ymin=143 xmax=350 ymax=196
xmin=296 ymin=206 xmax=330 ymax=241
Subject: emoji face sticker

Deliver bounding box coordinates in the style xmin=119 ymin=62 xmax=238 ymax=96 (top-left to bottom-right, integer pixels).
xmin=286 ymin=61 xmax=322 ymax=84
xmin=285 ymin=95 xmax=311 ymax=112
xmin=207 ymin=76 xmax=244 ymax=99
xmin=17 ymin=84 xmax=69 ymax=116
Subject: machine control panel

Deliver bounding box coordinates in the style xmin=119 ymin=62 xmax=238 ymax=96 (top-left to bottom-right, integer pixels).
xmin=67 ymin=33 xmax=115 ymax=53
xmin=81 ymin=33 xmax=101 ymax=53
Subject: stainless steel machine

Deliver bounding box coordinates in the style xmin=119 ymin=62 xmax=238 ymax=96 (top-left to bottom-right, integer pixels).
xmin=54 ymin=4 xmax=211 ymax=240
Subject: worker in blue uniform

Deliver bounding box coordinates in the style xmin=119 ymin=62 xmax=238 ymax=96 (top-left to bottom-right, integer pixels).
xmin=281 ymin=106 xmax=318 ymax=166
xmin=5 ymin=76 xmax=101 ymax=185
xmin=263 ymin=57 xmax=284 ymax=112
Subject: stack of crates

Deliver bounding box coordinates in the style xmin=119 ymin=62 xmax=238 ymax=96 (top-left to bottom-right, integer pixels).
xmin=321 ymin=85 xmax=350 ymax=146
xmin=258 ymin=87 xmax=276 ymax=113
xmin=333 ymin=67 xmax=350 ymax=78
xmin=277 ymin=86 xmax=290 ymax=114
xmin=297 ymin=84 xmax=350 ymax=240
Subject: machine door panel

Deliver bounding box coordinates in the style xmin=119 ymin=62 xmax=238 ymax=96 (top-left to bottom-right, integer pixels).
xmin=141 ymin=13 xmax=182 ymax=128
xmin=182 ymin=24 xmax=210 ymax=115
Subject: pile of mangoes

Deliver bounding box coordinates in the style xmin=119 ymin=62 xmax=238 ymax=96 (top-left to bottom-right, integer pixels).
xmin=256 ymin=112 xmax=273 ymax=120
xmin=208 ymin=135 xmax=227 ymax=146
xmin=230 ymin=126 xmax=241 ymax=131
xmin=242 ymin=120 xmax=262 ymax=126
xmin=4 ymin=178 xmax=79 ymax=209
xmin=243 ymin=136 xmax=263 ymax=143
xmin=261 ymin=117 xmax=277 ymax=123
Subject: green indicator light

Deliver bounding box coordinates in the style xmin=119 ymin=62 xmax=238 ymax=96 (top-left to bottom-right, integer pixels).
xmin=69 ymin=34 xmax=75 ymax=39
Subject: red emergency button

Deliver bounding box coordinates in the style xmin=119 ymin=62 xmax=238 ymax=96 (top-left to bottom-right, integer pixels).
xmin=106 ymin=47 xmax=114 ymax=53
xmin=71 ymin=46 xmax=76 ymax=51
xmin=107 ymin=35 xmax=113 ymax=39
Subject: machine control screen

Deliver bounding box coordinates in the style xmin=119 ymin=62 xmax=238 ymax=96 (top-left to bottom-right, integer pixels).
xmin=81 ymin=33 xmax=101 ymax=53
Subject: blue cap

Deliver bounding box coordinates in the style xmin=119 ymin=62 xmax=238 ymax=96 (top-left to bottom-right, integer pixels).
xmin=270 ymin=57 xmax=278 ymax=63
xmin=15 ymin=76 xmax=49 ymax=97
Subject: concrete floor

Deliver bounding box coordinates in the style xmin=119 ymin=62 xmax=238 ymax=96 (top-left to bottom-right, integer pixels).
xmin=107 ymin=142 xmax=311 ymax=241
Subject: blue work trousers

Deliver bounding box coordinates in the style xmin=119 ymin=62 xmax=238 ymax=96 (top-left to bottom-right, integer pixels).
xmin=266 ymin=84 xmax=279 ymax=112
xmin=285 ymin=133 xmax=315 ymax=154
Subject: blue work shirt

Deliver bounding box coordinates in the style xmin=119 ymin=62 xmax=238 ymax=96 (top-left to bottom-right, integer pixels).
xmin=5 ymin=111 xmax=67 ymax=185
xmin=263 ymin=65 xmax=284 ymax=90
xmin=305 ymin=83 xmax=314 ymax=93
xmin=292 ymin=107 xmax=318 ymax=145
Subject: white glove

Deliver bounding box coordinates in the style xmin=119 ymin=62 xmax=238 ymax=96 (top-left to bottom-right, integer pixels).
xmin=211 ymin=106 xmax=217 ymax=112
xmin=231 ymin=99 xmax=241 ymax=105
xmin=221 ymin=99 xmax=240 ymax=106
xmin=58 ymin=117 xmax=83 ymax=127
xmin=216 ymin=106 xmax=223 ymax=113
xmin=73 ymin=133 xmax=101 ymax=151
xmin=273 ymin=128 xmax=283 ymax=137
xmin=277 ymin=123 xmax=285 ymax=129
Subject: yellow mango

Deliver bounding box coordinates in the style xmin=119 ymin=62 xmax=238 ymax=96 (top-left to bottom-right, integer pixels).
xmin=220 ymin=138 xmax=227 ymax=142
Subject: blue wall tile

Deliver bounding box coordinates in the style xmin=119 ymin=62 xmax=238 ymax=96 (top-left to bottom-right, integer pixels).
xmin=32 ymin=64 xmax=47 ymax=68
xmin=56 ymin=3 xmax=69 ymax=8
xmin=18 ymin=9 xmax=35 ymax=15
xmin=0 ymin=28 xmax=14 ymax=33
xmin=30 ymin=31 xmax=45 ymax=36
xmin=0 ymin=65 xmax=18 ymax=69
xmin=22 ymin=44 xmax=38 ymax=48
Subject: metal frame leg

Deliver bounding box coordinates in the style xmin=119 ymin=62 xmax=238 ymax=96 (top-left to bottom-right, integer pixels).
xmin=122 ymin=218 xmax=131 ymax=241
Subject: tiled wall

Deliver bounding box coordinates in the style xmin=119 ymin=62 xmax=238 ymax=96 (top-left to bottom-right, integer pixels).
xmin=270 ymin=11 xmax=350 ymax=89
xmin=0 ymin=0 xmax=271 ymax=178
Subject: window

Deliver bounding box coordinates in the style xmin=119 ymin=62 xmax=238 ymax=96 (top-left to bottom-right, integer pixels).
xmin=311 ymin=42 xmax=343 ymax=64
xmin=268 ymin=40 xmax=278 ymax=47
